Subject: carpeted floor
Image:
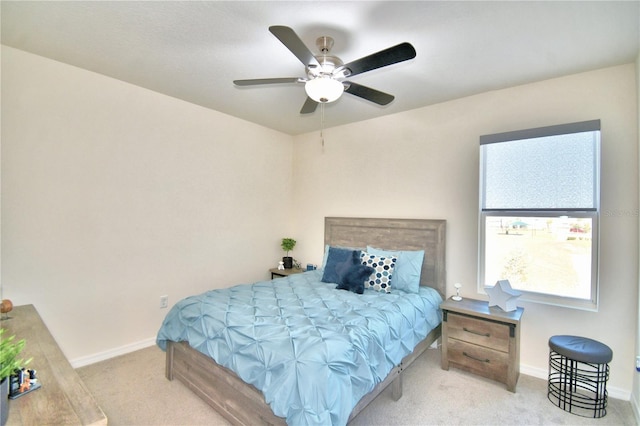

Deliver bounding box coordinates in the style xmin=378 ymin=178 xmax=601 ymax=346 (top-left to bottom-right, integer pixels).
xmin=77 ymin=345 xmax=637 ymax=425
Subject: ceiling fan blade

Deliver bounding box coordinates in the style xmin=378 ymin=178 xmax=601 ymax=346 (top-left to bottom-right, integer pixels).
xmin=300 ymin=97 xmax=318 ymax=114
xmin=341 ymin=42 xmax=416 ymax=78
xmin=269 ymin=26 xmax=320 ymax=68
xmin=344 ymin=82 xmax=394 ymax=105
xmin=234 ymin=78 xmax=301 ymax=86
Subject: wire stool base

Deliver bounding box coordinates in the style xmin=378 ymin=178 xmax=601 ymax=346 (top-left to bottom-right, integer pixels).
xmin=547 ymin=350 xmax=609 ymax=418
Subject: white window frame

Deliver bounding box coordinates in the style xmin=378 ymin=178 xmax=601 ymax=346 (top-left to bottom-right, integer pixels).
xmin=478 ymin=120 xmax=601 ymax=311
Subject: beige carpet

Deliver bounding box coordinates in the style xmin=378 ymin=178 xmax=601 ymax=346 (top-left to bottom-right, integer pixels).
xmin=77 ymin=345 xmax=636 ymax=425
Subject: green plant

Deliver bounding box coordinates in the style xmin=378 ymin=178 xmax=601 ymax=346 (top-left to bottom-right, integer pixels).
xmin=281 ymin=238 xmax=296 ymax=256
xmin=0 ymin=328 xmax=30 ymax=381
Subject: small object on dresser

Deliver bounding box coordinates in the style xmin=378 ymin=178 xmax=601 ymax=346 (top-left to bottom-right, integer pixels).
xmin=277 ymin=261 xmax=285 ymax=271
xmin=486 ymin=279 xmax=521 ymax=312
xmin=1 ymin=298 xmax=13 ymax=320
xmin=452 ymin=283 xmax=462 ymax=301
xmin=306 ymin=264 xmax=317 ymax=271
xmin=9 ymin=367 xmax=41 ymax=399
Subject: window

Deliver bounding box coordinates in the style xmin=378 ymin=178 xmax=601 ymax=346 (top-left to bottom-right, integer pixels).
xmin=479 ymin=120 xmax=601 ymax=311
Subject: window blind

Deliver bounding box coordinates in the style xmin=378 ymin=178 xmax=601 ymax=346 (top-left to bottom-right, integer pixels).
xmin=480 ymin=120 xmax=600 ymax=210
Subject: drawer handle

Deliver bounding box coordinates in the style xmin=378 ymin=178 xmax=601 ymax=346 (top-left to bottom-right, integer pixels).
xmin=463 ymin=327 xmax=490 ymax=337
xmin=463 ymin=351 xmax=490 ymax=363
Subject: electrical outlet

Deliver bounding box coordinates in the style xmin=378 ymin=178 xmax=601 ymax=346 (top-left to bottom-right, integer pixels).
xmin=160 ymin=295 xmax=168 ymax=309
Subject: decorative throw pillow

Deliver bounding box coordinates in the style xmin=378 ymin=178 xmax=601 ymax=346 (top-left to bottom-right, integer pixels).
xmin=367 ymin=246 xmax=425 ymax=294
xmin=360 ymin=251 xmax=397 ymax=293
xmin=336 ymin=264 xmax=375 ymax=294
xmin=321 ymin=244 xmax=358 ymax=269
xmin=321 ymin=247 xmax=359 ymax=284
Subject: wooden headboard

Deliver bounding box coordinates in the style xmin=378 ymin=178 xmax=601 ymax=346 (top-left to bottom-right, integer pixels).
xmin=324 ymin=217 xmax=446 ymax=298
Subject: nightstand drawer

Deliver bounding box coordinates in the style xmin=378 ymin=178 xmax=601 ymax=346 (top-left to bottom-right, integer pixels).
xmin=447 ymin=339 xmax=509 ymax=383
xmin=447 ymin=313 xmax=510 ymax=352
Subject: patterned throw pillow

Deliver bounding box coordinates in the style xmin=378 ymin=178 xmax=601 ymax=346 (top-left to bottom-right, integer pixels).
xmin=360 ymin=251 xmax=397 ymax=293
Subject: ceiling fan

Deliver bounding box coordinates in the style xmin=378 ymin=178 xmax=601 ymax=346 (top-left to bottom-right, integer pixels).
xmin=233 ymin=26 xmax=416 ymax=114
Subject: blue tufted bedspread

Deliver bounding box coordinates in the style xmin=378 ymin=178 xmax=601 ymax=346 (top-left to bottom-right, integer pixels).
xmin=156 ymin=270 xmax=442 ymax=426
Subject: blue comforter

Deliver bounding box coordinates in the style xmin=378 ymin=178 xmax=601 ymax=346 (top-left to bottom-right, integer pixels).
xmin=156 ymin=270 xmax=442 ymax=425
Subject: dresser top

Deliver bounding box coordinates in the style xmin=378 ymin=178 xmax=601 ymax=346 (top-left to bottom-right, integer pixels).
xmin=3 ymin=304 xmax=107 ymax=426
xmin=441 ymin=297 xmax=524 ymax=324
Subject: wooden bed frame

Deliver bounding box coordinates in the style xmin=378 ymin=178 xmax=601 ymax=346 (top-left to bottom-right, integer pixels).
xmin=165 ymin=217 xmax=446 ymax=425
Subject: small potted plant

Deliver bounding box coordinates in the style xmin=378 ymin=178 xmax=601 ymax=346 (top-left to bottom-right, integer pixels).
xmin=1 ymin=328 xmax=29 ymax=426
xmin=281 ymin=238 xmax=296 ymax=269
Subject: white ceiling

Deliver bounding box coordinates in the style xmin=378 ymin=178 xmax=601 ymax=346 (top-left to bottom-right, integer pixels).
xmin=2 ymin=1 xmax=639 ymax=135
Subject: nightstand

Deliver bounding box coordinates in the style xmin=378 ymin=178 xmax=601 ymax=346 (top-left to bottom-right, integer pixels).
xmin=269 ymin=268 xmax=304 ymax=279
xmin=441 ymin=297 xmax=524 ymax=392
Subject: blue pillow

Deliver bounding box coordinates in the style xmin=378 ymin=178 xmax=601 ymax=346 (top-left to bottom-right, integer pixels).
xmin=321 ymin=244 xmax=358 ymax=269
xmin=336 ymin=264 xmax=375 ymax=294
xmin=321 ymin=247 xmax=360 ymax=284
xmin=367 ymin=246 xmax=424 ymax=294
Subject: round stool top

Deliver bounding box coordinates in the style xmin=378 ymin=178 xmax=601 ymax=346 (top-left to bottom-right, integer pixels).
xmin=549 ymin=335 xmax=612 ymax=364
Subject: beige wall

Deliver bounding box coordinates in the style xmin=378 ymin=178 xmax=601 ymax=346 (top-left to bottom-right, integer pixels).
xmin=1 ymin=46 xmax=294 ymax=362
xmin=292 ymin=64 xmax=639 ymax=397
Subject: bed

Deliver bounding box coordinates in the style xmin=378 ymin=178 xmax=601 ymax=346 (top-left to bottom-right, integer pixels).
xmin=157 ymin=217 xmax=446 ymax=425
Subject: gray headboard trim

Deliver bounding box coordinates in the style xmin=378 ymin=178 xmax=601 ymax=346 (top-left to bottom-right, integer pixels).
xmin=324 ymin=217 xmax=446 ymax=298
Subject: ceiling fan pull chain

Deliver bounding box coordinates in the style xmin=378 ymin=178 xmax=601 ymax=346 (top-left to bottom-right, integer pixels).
xmin=320 ymin=103 xmax=325 ymax=148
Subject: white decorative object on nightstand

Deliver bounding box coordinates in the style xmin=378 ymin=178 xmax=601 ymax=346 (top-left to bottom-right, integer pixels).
xmin=486 ymin=279 xmax=521 ymax=312
xmin=452 ymin=283 xmax=462 ymax=301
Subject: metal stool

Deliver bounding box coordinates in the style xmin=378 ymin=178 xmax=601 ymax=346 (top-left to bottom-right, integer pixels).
xmin=548 ymin=335 xmax=612 ymax=418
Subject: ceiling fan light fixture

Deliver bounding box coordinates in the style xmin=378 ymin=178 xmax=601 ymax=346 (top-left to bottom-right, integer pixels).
xmin=305 ymin=77 xmax=344 ymax=103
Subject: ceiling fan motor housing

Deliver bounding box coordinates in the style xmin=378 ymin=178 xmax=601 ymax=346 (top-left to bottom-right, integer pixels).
xmin=305 ymin=37 xmax=346 ymax=103
xmin=306 ymin=55 xmax=344 ymax=78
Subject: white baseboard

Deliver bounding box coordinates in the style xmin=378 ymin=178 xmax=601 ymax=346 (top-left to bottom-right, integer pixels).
xmin=520 ymin=363 xmax=631 ymax=401
xmin=70 ymin=337 xmax=157 ymax=368
xmin=631 ymin=391 xmax=640 ymax=425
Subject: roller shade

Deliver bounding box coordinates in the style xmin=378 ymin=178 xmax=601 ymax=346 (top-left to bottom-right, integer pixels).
xmin=480 ymin=120 xmax=600 ymax=211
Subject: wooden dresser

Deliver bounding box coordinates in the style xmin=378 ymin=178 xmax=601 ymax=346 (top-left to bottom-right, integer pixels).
xmin=3 ymin=305 xmax=107 ymax=425
xmin=440 ymin=297 xmax=523 ymax=392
